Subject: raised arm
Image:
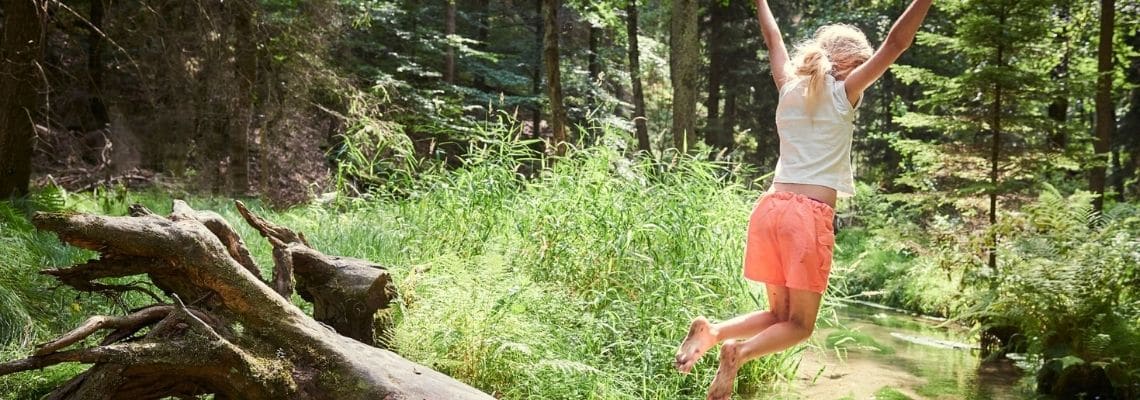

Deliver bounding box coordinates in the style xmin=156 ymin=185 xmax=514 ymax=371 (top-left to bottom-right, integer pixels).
xmin=844 ymin=0 xmax=933 ymax=105
xmin=755 ymin=0 xmax=790 ymax=90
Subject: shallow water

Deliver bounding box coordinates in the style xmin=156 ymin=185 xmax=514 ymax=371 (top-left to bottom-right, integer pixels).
xmin=751 ymin=301 xmax=1031 ymax=400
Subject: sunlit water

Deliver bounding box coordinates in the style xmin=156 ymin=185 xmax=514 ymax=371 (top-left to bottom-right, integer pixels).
xmin=749 ymin=301 xmax=1032 ymax=400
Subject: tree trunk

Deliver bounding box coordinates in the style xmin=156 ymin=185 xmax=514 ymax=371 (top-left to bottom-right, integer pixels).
xmin=231 ymin=0 xmax=257 ymax=196
xmin=0 ymin=201 xmax=494 ymax=400
xmin=669 ymin=0 xmax=698 ymax=152
xmin=1091 ymin=0 xmax=1115 ymax=213
xmin=0 ymin=0 xmax=46 ymax=198
xmin=543 ymin=0 xmax=567 ymax=156
xmin=529 ymin=0 xmax=545 ymax=155
xmin=87 ymin=0 xmax=109 ymax=127
xmin=1047 ymin=2 xmax=1070 ymax=151
xmin=989 ymin=13 xmax=1005 ymax=273
xmin=588 ymin=23 xmax=601 ymax=104
xmin=725 ymin=89 xmax=738 ymax=147
xmin=473 ymin=0 xmax=491 ymax=90
xmin=704 ymin=0 xmax=724 ymax=152
xmin=1118 ymin=31 xmax=1140 ymax=200
xmin=445 ymin=0 xmax=457 ymax=84
xmin=626 ymin=1 xmax=650 ymax=153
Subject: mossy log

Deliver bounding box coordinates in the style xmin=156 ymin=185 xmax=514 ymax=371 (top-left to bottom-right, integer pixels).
xmin=0 ymin=200 xmax=493 ymax=400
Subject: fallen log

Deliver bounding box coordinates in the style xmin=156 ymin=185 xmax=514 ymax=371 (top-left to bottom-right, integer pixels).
xmin=0 ymin=200 xmax=493 ymax=400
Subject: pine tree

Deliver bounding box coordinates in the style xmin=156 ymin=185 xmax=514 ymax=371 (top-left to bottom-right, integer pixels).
xmin=891 ymin=0 xmax=1055 ymax=272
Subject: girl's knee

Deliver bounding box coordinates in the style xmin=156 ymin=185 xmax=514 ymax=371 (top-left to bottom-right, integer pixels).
xmin=791 ymin=319 xmax=815 ymax=341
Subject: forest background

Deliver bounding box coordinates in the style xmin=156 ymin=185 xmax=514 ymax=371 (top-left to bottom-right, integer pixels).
xmin=1 ymin=0 xmax=1139 ymax=398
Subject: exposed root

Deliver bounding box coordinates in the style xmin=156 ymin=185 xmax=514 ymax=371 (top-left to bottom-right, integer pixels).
xmin=35 ymin=306 xmax=174 ymax=355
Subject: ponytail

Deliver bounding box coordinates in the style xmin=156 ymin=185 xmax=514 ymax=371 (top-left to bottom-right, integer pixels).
xmin=792 ymin=44 xmax=832 ymax=113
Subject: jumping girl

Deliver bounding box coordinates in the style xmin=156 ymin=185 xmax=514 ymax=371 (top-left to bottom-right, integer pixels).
xmin=674 ymin=1 xmax=933 ymax=399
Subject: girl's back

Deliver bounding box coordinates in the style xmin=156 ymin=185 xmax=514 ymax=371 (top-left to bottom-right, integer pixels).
xmin=774 ymin=75 xmax=861 ymax=197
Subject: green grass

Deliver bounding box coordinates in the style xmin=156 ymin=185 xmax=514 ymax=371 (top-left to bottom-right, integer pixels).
xmin=872 ymin=386 xmax=914 ymax=400
xmin=0 ymin=145 xmax=810 ymax=399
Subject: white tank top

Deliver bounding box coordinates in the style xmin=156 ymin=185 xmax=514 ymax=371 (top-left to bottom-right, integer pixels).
xmin=773 ymin=75 xmax=861 ymax=197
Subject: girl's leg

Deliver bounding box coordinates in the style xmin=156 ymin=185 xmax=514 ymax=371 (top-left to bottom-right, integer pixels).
xmin=675 ymin=284 xmax=790 ymax=373
xmin=706 ymin=287 xmax=822 ymax=400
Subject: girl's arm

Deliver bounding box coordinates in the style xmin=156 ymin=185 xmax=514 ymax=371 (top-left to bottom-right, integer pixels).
xmin=755 ymin=0 xmax=790 ymax=90
xmin=843 ymin=0 xmax=933 ymax=105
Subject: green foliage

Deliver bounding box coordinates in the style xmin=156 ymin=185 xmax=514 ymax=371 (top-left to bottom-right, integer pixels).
xmin=977 ymin=186 xmax=1140 ymax=391
xmin=892 ymin=0 xmax=1060 ymax=199
xmin=0 ymin=130 xmax=816 ymax=398
xmin=346 ymin=128 xmax=803 ymax=398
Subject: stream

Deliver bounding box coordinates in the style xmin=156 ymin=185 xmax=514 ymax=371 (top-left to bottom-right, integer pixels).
xmin=760 ymin=300 xmax=1032 ymax=399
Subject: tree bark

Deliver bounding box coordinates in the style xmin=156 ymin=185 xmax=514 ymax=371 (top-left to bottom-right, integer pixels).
xmin=1091 ymin=0 xmax=1115 ymax=213
xmin=1118 ymin=31 xmax=1140 ymax=200
xmin=1047 ymin=2 xmax=1070 ymax=151
xmin=588 ymin=23 xmax=601 ymax=108
xmin=669 ymin=0 xmax=698 ymax=152
xmin=0 ymin=201 xmax=494 ymax=400
xmin=473 ymin=0 xmax=491 ymax=90
xmin=528 ymin=0 xmax=545 ymax=155
xmin=543 ymin=0 xmax=568 ymax=156
xmin=87 ymin=0 xmax=109 ymax=127
xmin=989 ymin=12 xmax=1006 ymax=273
xmin=0 ymin=0 xmax=47 ymax=198
xmin=703 ymin=0 xmax=730 ymax=153
xmin=231 ymin=0 xmax=257 ymax=196
xmin=445 ymin=0 xmax=457 ymax=84
xmin=626 ymin=1 xmax=650 ymax=153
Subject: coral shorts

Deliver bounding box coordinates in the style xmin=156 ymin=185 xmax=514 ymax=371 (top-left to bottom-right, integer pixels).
xmin=742 ymin=191 xmax=836 ymax=294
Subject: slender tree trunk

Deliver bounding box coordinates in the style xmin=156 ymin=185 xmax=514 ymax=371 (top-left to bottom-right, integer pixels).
xmin=87 ymin=0 xmax=109 ymax=127
xmin=725 ymin=89 xmax=737 ymax=144
xmin=1091 ymin=0 xmax=1115 ymax=213
xmin=1047 ymin=3 xmax=1070 ymax=151
xmin=1121 ymin=31 xmax=1140 ymax=200
xmin=882 ymin=73 xmax=902 ymax=189
xmin=0 ymin=0 xmax=47 ymax=198
xmin=445 ymin=0 xmax=457 ymax=84
xmin=543 ymin=0 xmax=567 ymax=156
xmin=704 ymin=1 xmax=724 ymax=152
xmin=586 ymin=21 xmax=601 ymax=142
xmin=231 ymin=0 xmax=257 ymax=196
xmin=669 ymin=0 xmax=698 ymax=152
xmin=626 ymin=1 xmax=650 ymax=153
xmin=530 ymin=0 xmax=544 ymax=151
xmin=473 ymin=0 xmax=490 ymax=90
xmin=588 ymin=24 xmax=601 ymax=93
xmin=989 ymin=14 xmax=1005 ymax=273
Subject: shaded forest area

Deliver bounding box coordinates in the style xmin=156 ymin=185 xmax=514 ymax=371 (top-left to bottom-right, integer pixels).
xmin=2 ymin=0 xmax=1140 ymax=399
xmin=2 ymin=0 xmax=1140 ymax=207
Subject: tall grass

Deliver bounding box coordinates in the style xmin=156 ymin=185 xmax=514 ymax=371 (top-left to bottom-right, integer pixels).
xmin=0 ymin=127 xmax=812 ymax=398
xmin=311 ymin=138 xmax=804 ymax=398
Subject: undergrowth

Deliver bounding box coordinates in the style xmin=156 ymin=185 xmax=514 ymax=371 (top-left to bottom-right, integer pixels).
xmin=0 ymin=129 xmax=811 ymax=399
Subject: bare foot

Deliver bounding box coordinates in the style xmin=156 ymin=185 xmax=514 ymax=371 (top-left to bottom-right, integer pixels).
xmin=706 ymin=339 xmax=742 ymax=400
xmin=675 ymin=316 xmax=718 ymax=373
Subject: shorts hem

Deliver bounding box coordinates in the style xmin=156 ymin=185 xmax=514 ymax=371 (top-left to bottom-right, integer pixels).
xmin=743 ymin=276 xmax=827 ymax=294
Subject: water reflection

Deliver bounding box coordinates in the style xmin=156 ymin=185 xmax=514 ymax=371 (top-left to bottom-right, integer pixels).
xmin=749 ymin=301 xmax=1031 ymax=400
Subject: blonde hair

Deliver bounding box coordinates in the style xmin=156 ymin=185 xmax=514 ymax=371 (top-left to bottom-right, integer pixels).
xmin=787 ymin=24 xmax=874 ymax=112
